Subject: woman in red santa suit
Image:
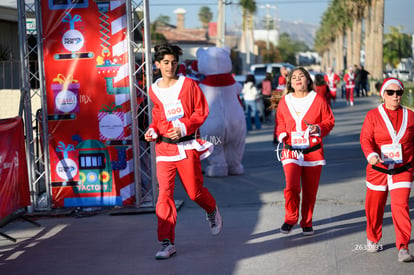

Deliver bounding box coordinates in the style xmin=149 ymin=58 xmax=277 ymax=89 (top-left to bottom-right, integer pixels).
xmin=344 ymin=66 xmax=355 ymax=106
xmin=276 ymin=67 xmax=335 ymax=235
xmin=324 ymin=67 xmax=341 ymax=104
xmin=145 ymin=43 xmax=222 ymax=260
xmin=360 ymin=77 xmax=414 ymax=262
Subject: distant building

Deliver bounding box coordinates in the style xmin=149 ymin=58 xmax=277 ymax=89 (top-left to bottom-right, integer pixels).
xmin=153 ymin=8 xmax=215 ymax=61
xmin=0 ymin=5 xmax=19 ymax=60
xmin=0 ymin=5 xmax=23 ymax=89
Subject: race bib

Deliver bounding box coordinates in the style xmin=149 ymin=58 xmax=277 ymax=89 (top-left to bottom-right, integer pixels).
xmin=164 ymin=100 xmax=184 ymax=122
xmin=291 ymin=131 xmax=310 ymax=149
xmin=381 ymin=144 xmax=403 ymax=164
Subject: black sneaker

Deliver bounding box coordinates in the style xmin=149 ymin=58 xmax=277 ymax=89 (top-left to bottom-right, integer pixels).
xmin=302 ymin=226 xmax=314 ymax=236
xmin=280 ymin=222 xmax=295 ymax=234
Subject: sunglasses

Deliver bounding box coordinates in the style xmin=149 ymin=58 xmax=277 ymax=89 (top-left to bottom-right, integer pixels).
xmin=385 ymin=89 xmax=404 ymax=96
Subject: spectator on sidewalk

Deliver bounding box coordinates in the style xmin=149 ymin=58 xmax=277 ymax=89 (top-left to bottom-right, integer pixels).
xmin=242 ymin=74 xmax=262 ymax=130
xmin=359 ymin=65 xmax=370 ymax=96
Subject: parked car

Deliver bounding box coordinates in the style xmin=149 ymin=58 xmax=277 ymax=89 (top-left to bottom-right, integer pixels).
xmin=397 ymin=70 xmax=412 ymax=82
xmin=391 ymin=69 xmax=412 ymax=82
xmin=249 ymin=63 xmax=295 ymax=84
xmin=233 ymin=74 xmax=246 ymax=85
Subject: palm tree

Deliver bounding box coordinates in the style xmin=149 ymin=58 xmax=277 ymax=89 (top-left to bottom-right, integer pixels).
xmin=239 ymin=0 xmax=257 ymax=66
xmin=372 ymin=0 xmax=384 ymax=80
xmin=315 ymin=0 xmax=380 ymax=79
xmin=364 ymin=3 xmax=373 ymax=74
xmin=198 ymin=6 xmax=213 ymax=30
xmin=350 ymin=0 xmax=370 ymax=67
xmin=315 ymin=0 xmax=347 ymax=72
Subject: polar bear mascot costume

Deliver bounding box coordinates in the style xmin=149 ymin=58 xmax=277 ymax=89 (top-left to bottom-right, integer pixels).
xmin=197 ymin=46 xmax=246 ymax=177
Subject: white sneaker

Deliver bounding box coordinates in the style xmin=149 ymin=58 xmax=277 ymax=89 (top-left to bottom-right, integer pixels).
xmin=207 ymin=206 xmax=223 ymax=235
xmin=366 ymin=239 xmax=378 ymax=253
xmin=398 ymin=248 xmax=414 ymax=262
xmin=155 ymin=240 xmax=176 ymax=259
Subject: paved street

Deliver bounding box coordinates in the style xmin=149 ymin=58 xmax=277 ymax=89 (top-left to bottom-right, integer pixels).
xmin=1 ymin=95 xmax=414 ymax=275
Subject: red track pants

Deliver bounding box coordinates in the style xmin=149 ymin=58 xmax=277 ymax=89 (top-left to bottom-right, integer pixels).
xmin=365 ymin=187 xmax=412 ymax=250
xmin=346 ymin=88 xmax=354 ymax=104
xmin=156 ymin=150 xmax=216 ymax=243
xmin=330 ymin=90 xmax=337 ymax=102
xmin=283 ymin=163 xmax=322 ymax=228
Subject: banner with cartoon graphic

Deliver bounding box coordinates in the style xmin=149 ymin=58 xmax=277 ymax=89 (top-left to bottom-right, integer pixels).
xmin=41 ymin=0 xmax=138 ymax=207
xmin=0 ymin=117 xmax=30 ymax=220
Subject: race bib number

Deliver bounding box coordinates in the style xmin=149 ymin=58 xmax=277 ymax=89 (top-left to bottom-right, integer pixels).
xmin=381 ymin=144 xmax=403 ymax=164
xmin=291 ymin=131 xmax=310 ymax=149
xmin=164 ymin=100 xmax=184 ymax=122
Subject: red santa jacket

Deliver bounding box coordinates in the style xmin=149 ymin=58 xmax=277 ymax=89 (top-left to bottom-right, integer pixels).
xmin=314 ymin=84 xmax=331 ymax=106
xmin=276 ymin=91 xmax=335 ymax=166
xmin=360 ymin=104 xmax=414 ymax=191
xmin=324 ymin=73 xmax=340 ymax=92
xmin=148 ymin=76 xmax=212 ymax=162
xmin=344 ymin=72 xmax=355 ymax=89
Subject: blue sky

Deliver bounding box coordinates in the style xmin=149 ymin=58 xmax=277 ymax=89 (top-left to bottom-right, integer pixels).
xmin=0 ymin=0 xmax=411 ymax=33
xmin=149 ymin=0 xmax=414 ymax=33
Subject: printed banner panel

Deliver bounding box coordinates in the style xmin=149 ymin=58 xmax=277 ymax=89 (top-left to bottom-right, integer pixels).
xmin=41 ymin=0 xmax=136 ymax=208
xmin=0 ymin=117 xmax=30 ymax=220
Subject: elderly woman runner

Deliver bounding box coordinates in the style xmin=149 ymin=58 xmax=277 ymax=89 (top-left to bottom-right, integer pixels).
xmin=360 ymin=77 xmax=414 ymax=262
xmin=272 ymin=67 xmax=335 ymax=236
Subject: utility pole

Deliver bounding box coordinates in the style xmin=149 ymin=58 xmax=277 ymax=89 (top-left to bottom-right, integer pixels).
xmin=260 ymin=4 xmax=277 ymax=51
xmin=265 ymin=4 xmax=270 ymax=51
xmin=217 ymin=1 xmax=231 ymax=47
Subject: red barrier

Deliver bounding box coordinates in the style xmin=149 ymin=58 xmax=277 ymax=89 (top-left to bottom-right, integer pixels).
xmin=0 ymin=116 xmax=31 ymax=220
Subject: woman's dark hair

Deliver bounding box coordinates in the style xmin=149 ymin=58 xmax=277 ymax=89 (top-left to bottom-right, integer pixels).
xmin=314 ymin=74 xmax=327 ymax=86
xmin=245 ymin=74 xmax=256 ymax=85
xmin=154 ymin=43 xmax=183 ymax=63
xmin=265 ymin=72 xmax=272 ymax=81
xmin=286 ymin=67 xmax=313 ymax=94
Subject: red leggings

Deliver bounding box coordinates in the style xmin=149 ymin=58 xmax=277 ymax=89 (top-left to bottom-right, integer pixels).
xmin=283 ymin=163 xmax=322 ymax=227
xmin=365 ymin=187 xmax=411 ymax=250
xmin=156 ymin=150 xmax=216 ymax=243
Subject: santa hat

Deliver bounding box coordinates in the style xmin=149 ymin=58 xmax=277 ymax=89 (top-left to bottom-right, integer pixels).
xmin=380 ymin=77 xmax=404 ymax=98
xmin=190 ymin=60 xmax=198 ymax=75
xmin=178 ymin=63 xmax=187 ymax=76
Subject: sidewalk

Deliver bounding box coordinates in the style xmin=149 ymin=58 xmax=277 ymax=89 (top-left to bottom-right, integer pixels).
xmin=1 ymin=96 xmax=413 ymax=275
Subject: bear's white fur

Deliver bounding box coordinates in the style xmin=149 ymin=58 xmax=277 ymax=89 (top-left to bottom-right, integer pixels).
xmin=197 ymin=47 xmax=246 ymax=177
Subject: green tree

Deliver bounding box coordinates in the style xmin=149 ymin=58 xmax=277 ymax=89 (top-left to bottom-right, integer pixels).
xmin=156 ymin=15 xmax=170 ymax=24
xmin=198 ymin=6 xmax=213 ymax=29
xmin=239 ymin=0 xmax=257 ymax=65
xmin=276 ymin=33 xmax=310 ymax=65
xmin=135 ymin=11 xmax=167 ymax=45
xmin=150 ymin=22 xmax=167 ymax=44
xmin=383 ymin=25 xmax=412 ymax=68
xmin=255 ymin=40 xmax=282 ymax=63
